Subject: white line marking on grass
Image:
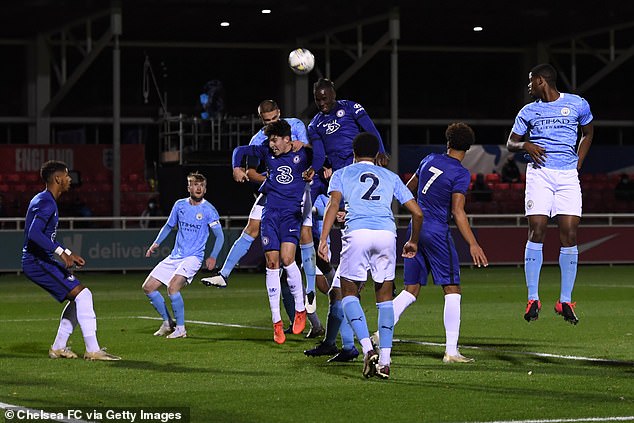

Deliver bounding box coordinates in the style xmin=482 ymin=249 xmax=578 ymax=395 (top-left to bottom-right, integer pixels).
xmin=463 ymin=416 xmax=634 ymax=423
xmin=0 ymin=402 xmax=88 ymax=423
xmin=136 ymin=315 xmax=268 ymax=330
xmin=395 ymin=339 xmax=634 ymax=365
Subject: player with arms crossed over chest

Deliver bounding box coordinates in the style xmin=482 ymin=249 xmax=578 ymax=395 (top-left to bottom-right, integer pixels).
xmin=22 ymin=160 xmax=120 ymax=361
xmin=232 ymin=120 xmax=321 ymax=343
xmin=507 ymin=63 xmax=594 ymax=325
xmin=319 ymin=133 xmax=423 ymax=379
xmin=142 ymin=172 xmax=224 ymax=339
xmin=381 ymin=122 xmax=488 ymax=363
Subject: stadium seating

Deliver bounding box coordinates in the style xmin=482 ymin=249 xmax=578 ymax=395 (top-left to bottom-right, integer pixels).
xmin=0 ymin=171 xmax=158 ymax=217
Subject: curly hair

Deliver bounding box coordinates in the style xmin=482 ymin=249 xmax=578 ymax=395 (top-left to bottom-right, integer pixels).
xmin=445 ymin=122 xmax=475 ymax=152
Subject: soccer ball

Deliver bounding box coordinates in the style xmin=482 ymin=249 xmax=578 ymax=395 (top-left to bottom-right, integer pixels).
xmin=288 ymin=48 xmax=315 ymax=75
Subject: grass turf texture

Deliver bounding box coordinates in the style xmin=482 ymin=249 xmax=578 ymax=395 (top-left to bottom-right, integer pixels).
xmin=1 ymin=265 xmax=632 ymax=423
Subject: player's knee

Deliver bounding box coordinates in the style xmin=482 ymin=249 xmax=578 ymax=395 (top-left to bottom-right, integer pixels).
xmin=244 ymin=221 xmax=260 ymax=238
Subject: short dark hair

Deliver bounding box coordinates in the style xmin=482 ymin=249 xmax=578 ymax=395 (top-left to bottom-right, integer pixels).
xmin=353 ymin=132 xmax=380 ymax=158
xmin=313 ymin=78 xmax=335 ymax=92
xmin=531 ymin=63 xmax=557 ymax=87
xmin=187 ymin=171 xmax=206 ymax=184
xmin=258 ymin=99 xmax=278 ymax=114
xmin=264 ymin=119 xmax=291 ymax=138
xmin=445 ymin=122 xmax=475 ymax=152
xmin=40 ymin=160 xmax=68 ymax=183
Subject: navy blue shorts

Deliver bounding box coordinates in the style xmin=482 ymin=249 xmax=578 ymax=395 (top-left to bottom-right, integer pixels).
xmin=22 ymin=255 xmax=82 ymax=302
xmin=260 ymin=207 xmax=302 ymax=251
xmin=403 ymin=222 xmax=461 ymax=286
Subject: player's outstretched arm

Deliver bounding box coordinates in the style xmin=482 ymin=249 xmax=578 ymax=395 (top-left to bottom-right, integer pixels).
xmin=451 ymin=193 xmax=488 ymax=268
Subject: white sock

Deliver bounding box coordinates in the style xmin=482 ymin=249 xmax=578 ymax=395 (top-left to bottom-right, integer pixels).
xmin=52 ymin=301 xmax=77 ymax=350
xmin=393 ymin=290 xmax=417 ymax=325
xmin=444 ymin=293 xmax=461 ymax=356
xmin=284 ymin=262 xmax=305 ymax=312
xmin=379 ymin=347 xmax=392 ymax=367
xmin=74 ymin=288 xmax=100 ymax=353
xmin=266 ymin=268 xmax=282 ymax=323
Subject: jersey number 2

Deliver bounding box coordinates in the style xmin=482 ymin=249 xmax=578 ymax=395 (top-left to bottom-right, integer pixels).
xmin=360 ymin=173 xmax=380 ymax=200
xmin=421 ymin=166 xmax=443 ymax=194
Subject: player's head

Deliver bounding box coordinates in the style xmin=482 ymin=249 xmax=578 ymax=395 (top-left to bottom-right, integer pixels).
xmin=257 ymin=99 xmax=281 ymax=125
xmin=264 ymin=119 xmax=292 ymax=156
xmin=352 ymin=132 xmax=380 ymax=160
xmin=313 ymin=78 xmax=336 ymax=114
xmin=445 ymin=122 xmax=474 ymax=152
xmin=187 ymin=171 xmax=207 ymax=202
xmin=528 ymin=63 xmax=557 ymax=98
xmin=41 ymin=160 xmax=71 ymax=191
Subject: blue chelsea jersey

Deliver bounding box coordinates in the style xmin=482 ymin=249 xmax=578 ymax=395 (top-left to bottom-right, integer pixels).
xmin=415 ymin=153 xmax=470 ymax=225
xmin=308 ymin=100 xmax=385 ymax=171
xmin=511 ymin=93 xmax=593 ymax=170
xmin=233 ymin=144 xmax=311 ymax=211
xmin=22 ymin=190 xmax=62 ymax=259
xmin=165 ymin=198 xmax=221 ymax=260
xmin=328 ymin=161 xmax=413 ymax=235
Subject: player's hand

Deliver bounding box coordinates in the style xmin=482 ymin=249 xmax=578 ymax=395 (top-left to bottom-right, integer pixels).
xmin=291 ymin=140 xmax=305 ymax=152
xmin=402 ymin=240 xmax=417 ymax=258
xmin=470 ymin=244 xmax=488 ymax=268
xmin=145 ymin=243 xmax=159 ymax=257
xmin=335 ymin=211 xmax=346 ymax=223
xmin=69 ymin=253 xmax=85 ymax=269
xmin=205 ymin=257 xmax=217 ymax=270
xmin=523 ymin=141 xmax=546 ymax=167
xmin=233 ymin=167 xmax=249 ymax=183
xmin=322 ymin=167 xmax=333 ymax=179
xmin=375 ymin=152 xmax=390 ymax=167
xmin=302 ymin=167 xmax=315 ymax=181
xmin=318 ymin=239 xmax=329 ymax=261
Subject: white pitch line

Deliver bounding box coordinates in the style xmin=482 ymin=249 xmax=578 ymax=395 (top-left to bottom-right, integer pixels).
xmin=0 ymin=402 xmax=89 ymax=423
xmin=4 ymin=315 xmax=631 ymax=365
xmin=462 ymin=417 xmax=634 ymax=423
xmin=135 ymin=315 xmax=269 ymax=330
xmin=395 ymin=338 xmax=634 ymax=365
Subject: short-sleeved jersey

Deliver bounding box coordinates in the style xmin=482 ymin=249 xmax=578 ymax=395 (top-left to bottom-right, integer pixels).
xmin=328 ymin=161 xmax=413 ymax=235
xmin=308 ymin=100 xmax=385 ymax=171
xmin=233 ymin=144 xmax=311 ymax=211
xmin=161 ymin=198 xmax=221 ymax=261
xmin=246 ymin=117 xmax=309 ymax=169
xmin=414 ymin=153 xmax=470 ymax=225
xmin=22 ymin=190 xmax=64 ymax=260
xmin=511 ymin=93 xmax=593 ymax=170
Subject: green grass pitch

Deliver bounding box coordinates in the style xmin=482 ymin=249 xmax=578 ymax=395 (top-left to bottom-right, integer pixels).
xmin=1 ymin=265 xmax=632 ymax=423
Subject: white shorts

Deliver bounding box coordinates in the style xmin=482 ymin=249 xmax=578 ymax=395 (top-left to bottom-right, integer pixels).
xmin=525 ymin=166 xmax=582 ymax=217
xmin=337 ymin=229 xmax=396 ymax=283
xmin=149 ymin=256 xmax=202 ymax=286
xmin=248 ymin=188 xmax=312 ymax=227
xmin=248 ymin=194 xmax=266 ymax=220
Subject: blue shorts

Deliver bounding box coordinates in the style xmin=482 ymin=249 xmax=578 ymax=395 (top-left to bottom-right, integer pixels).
xmin=260 ymin=207 xmax=302 ymax=251
xmin=22 ymin=255 xmax=81 ymax=302
xmin=403 ymin=222 xmax=461 ymax=286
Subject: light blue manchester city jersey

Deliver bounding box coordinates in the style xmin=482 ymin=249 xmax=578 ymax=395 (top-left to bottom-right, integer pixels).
xmin=511 ymin=93 xmax=593 ymax=170
xmin=161 ymin=198 xmax=221 ymax=261
xmin=328 ymin=161 xmax=413 ymax=235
